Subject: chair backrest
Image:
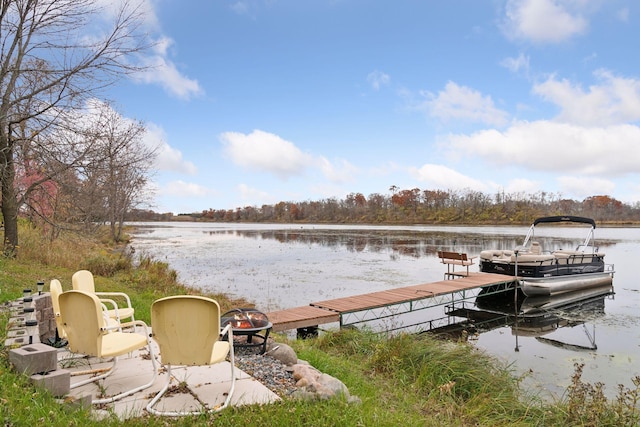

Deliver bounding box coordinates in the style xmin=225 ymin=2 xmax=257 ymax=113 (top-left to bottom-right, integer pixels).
xmin=49 ymin=279 xmax=66 ymax=338
xmin=530 ymin=241 xmax=542 ymax=255
xmin=72 ymin=270 xmax=96 ymax=293
xmin=151 ymin=296 xmax=222 ymax=366
xmin=59 ymin=290 xmax=105 ymax=356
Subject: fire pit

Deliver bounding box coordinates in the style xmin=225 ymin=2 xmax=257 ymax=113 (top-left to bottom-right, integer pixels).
xmin=221 ymin=308 xmax=272 ymax=354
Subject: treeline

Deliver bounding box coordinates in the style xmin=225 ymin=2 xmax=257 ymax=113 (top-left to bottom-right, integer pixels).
xmin=182 ymin=188 xmax=639 ymax=225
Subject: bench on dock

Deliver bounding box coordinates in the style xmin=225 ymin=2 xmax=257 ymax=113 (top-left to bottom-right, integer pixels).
xmin=437 ymin=251 xmax=476 ymax=278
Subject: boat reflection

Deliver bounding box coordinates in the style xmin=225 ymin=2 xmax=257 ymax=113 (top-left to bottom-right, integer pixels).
xmin=432 ymin=285 xmax=614 ymax=348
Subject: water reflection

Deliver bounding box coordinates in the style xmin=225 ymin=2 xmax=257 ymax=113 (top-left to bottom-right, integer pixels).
xmin=203 ymin=227 xmax=617 ymax=260
xmin=420 ymin=285 xmax=612 ymax=349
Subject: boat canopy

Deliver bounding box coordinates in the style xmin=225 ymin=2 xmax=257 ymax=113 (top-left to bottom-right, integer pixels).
xmin=521 ymin=215 xmax=597 ymax=250
xmin=533 ymin=216 xmax=596 ymax=228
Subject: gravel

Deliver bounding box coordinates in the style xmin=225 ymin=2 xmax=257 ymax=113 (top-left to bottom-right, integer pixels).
xmin=234 ymin=347 xmax=297 ymax=397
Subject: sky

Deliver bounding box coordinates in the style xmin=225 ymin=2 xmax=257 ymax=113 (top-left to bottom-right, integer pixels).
xmin=103 ymin=0 xmax=640 ymax=214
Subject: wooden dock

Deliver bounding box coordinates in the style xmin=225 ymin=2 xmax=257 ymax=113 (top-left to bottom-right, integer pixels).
xmin=267 ymin=272 xmax=515 ymax=332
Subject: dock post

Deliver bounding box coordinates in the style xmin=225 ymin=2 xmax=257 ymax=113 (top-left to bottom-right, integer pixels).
xmin=297 ymin=326 xmax=318 ymax=339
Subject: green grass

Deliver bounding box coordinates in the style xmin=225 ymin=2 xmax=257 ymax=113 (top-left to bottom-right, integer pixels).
xmin=1 ymin=223 xmax=639 ymax=426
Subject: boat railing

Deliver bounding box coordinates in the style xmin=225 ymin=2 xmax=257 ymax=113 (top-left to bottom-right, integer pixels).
xmin=575 ymin=244 xmax=598 ymax=253
xmin=581 ymin=227 xmax=595 ymax=248
xmin=521 ymin=225 xmax=536 ymax=248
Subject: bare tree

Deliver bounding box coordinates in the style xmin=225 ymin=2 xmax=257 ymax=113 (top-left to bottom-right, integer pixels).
xmin=98 ymin=103 xmax=156 ymax=242
xmin=0 ymin=0 xmax=151 ymax=254
xmin=41 ymin=101 xmax=156 ymax=241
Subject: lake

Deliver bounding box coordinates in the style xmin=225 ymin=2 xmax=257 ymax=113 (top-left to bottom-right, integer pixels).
xmin=128 ymin=221 xmax=640 ymax=400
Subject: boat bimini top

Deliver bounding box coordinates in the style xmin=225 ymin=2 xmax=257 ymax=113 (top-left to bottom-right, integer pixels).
xmin=521 ymin=216 xmax=597 ymax=254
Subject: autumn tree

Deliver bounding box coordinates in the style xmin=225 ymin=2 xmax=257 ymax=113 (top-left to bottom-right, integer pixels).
xmin=0 ymin=0 xmax=150 ymax=254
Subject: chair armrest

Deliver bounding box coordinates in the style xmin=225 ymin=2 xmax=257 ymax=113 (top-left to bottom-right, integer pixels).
xmin=102 ymin=320 xmax=150 ymax=336
xmin=95 ymin=291 xmax=133 ymax=308
xmin=220 ymin=323 xmax=234 ymax=342
xmin=99 ymin=297 xmax=120 ymax=312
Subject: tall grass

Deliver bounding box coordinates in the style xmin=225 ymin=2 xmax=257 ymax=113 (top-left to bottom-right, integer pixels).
xmin=3 ymin=223 xmax=249 ymax=322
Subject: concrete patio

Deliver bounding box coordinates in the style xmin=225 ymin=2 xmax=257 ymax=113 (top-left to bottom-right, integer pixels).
xmin=5 ymin=293 xmax=280 ymax=420
xmin=60 ymin=340 xmax=279 ymax=420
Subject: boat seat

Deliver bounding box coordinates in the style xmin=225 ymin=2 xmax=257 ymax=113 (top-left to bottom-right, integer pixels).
xmin=529 ymin=241 xmax=542 ymax=255
xmin=553 ymin=250 xmax=580 ymax=256
xmin=552 ymin=252 xmax=571 ymax=258
xmin=553 ymin=250 xmax=605 ymax=264
xmin=510 ymin=253 xmax=555 ymax=264
xmin=479 ymin=250 xmax=513 ymax=261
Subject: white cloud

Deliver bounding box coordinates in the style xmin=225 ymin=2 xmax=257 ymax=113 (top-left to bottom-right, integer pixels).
xmin=144 ymin=123 xmax=198 ymax=174
xmin=367 ymin=70 xmax=390 ymax=91
xmin=533 ymin=70 xmax=640 ymax=126
xmin=220 ymin=129 xmax=314 ymax=179
xmin=447 ymin=120 xmax=640 ymax=177
xmin=617 ymin=7 xmax=630 ymax=23
xmin=237 ymin=184 xmax=272 ymax=203
xmin=318 ymin=157 xmax=358 ymax=184
xmin=76 ymin=100 xmax=197 ymax=175
xmin=422 ymin=82 xmax=510 ymax=127
xmin=220 ymin=129 xmax=361 ymax=186
xmin=408 ymin=164 xmax=488 ymax=191
xmin=504 ymin=178 xmax=541 ymax=194
xmin=370 ymin=161 xmax=402 ymax=177
xmin=500 ymin=53 xmax=530 ymax=74
xmin=135 ymin=37 xmax=204 ymax=100
xmin=503 ymin=0 xmax=588 ymax=44
xmin=557 ymin=176 xmax=616 ymax=199
xmin=230 ymin=2 xmax=249 ymax=14
xmin=95 ymin=1 xmax=202 ymax=100
xmin=94 ymin=0 xmax=159 ymax=28
xmin=162 ymin=180 xmax=213 ymax=197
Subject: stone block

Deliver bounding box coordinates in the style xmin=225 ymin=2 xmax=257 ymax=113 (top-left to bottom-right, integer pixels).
xmin=41 ymin=306 xmax=54 ymax=321
xmin=9 ymin=343 xmax=57 ymax=375
xmin=7 ymin=317 xmax=25 ymax=329
xmin=33 ymin=293 xmax=51 ymax=312
xmin=7 ymin=328 xmax=28 ymax=338
xmin=31 ymin=369 xmax=71 ymax=397
xmin=4 ymin=337 xmax=28 ymax=348
xmin=58 ymin=393 xmax=92 ymax=411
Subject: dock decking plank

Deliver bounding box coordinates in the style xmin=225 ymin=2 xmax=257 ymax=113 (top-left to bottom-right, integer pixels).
xmin=268 ymin=306 xmax=340 ymax=332
xmin=267 ymin=272 xmax=515 ymax=330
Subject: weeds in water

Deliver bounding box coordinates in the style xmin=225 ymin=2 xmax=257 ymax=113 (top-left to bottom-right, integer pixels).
xmin=566 ymin=362 xmax=609 ymax=424
xmin=614 ymin=375 xmax=640 ymax=424
xmin=564 ymin=362 xmax=640 ymax=426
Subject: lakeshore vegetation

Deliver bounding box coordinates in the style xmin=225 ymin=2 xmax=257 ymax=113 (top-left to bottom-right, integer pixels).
xmin=130 ymin=187 xmax=640 ymax=227
xmin=1 ymin=222 xmax=640 ymax=426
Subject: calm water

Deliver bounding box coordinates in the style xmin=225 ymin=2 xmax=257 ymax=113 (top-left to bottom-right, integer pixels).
xmin=128 ymin=222 xmax=640 ymax=400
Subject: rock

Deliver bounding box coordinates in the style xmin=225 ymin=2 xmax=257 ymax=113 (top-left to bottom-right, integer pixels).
xmin=290 ymin=363 xmax=358 ymax=402
xmin=266 ymin=342 xmax=298 ymax=366
xmin=315 ymin=373 xmax=349 ymax=398
xmin=240 ymin=341 xmax=359 ymax=403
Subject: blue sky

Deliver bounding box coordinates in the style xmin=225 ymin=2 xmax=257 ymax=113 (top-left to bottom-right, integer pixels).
xmin=107 ymin=0 xmax=639 ymax=214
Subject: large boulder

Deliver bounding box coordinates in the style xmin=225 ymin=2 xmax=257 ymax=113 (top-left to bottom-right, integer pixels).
xmin=290 ymin=363 xmax=360 ymax=403
xmin=266 ymin=342 xmax=298 ymax=366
